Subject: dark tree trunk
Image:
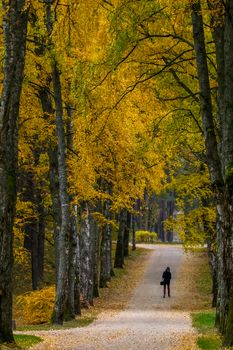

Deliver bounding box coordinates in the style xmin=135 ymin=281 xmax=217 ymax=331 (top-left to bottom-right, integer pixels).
xmin=51 ymin=62 xmax=71 ymax=324
xmin=38 ymin=86 xmax=61 ymax=281
xmin=166 ymin=201 xmax=174 ymax=242
xmin=191 ymin=1 xmax=222 ymax=187
xmin=124 ymin=211 xmax=131 ymax=257
xmin=24 ymin=217 xmax=39 ymax=290
xmin=66 ymin=108 xmax=81 ymax=317
xmin=37 ymin=189 xmax=45 ymax=282
xmin=73 ymin=207 xmax=81 ymax=316
xmin=100 ymin=199 xmax=113 ymax=288
xmin=0 ymin=1 xmax=28 ymax=344
xmin=114 ymin=209 xmax=127 ymax=268
xmin=21 ymin=169 xmax=45 ymax=290
xmin=132 ymin=213 xmax=136 ymax=251
xmin=66 ymin=214 xmax=77 ymax=320
xmin=45 ymin=3 xmax=72 ymax=324
xmin=190 ymin=1 xmax=233 ymax=344
xmin=221 ymin=2 xmax=233 ymax=343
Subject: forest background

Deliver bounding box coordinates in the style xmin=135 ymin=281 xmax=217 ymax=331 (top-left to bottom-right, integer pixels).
xmin=1 ymin=0 xmax=233 ymax=348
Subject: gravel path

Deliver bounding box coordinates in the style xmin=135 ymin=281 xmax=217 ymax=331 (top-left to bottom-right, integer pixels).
xmin=31 ymin=245 xmax=196 ymax=350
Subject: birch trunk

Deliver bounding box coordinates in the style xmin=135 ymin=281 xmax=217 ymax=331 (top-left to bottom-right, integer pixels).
xmin=0 ymin=0 xmax=28 ymax=343
xmin=80 ymin=203 xmax=92 ymax=303
xmin=92 ymin=212 xmax=100 ymax=299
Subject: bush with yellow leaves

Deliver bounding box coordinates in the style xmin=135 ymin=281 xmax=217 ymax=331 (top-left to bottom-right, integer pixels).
xmin=135 ymin=230 xmax=158 ymax=243
xmin=16 ymin=286 xmax=55 ymax=324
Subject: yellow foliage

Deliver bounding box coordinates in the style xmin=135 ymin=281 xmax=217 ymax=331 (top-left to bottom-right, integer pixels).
xmin=136 ymin=230 xmax=158 ymax=243
xmin=165 ymin=207 xmax=216 ymax=248
xmin=16 ymin=286 xmax=55 ymax=324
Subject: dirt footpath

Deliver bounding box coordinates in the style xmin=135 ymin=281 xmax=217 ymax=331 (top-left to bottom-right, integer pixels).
xmin=29 ymin=245 xmax=198 ymax=350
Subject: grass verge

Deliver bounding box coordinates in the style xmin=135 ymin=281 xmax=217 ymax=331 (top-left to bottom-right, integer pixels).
xmin=14 ymin=334 xmax=42 ymax=349
xmin=0 ymin=334 xmax=42 ymax=349
xmin=192 ymin=310 xmax=222 ymax=350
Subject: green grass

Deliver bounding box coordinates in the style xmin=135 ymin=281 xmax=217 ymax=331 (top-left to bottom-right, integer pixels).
xmin=16 ymin=316 xmax=95 ymax=331
xmin=15 ymin=334 xmax=42 ymax=349
xmin=0 ymin=335 xmax=42 ymax=349
xmin=192 ymin=311 xmax=221 ymax=350
xmin=192 ymin=311 xmax=216 ymax=333
xmin=197 ymin=335 xmax=221 ymax=350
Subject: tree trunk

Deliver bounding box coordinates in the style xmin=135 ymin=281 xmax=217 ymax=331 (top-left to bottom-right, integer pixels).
xmin=22 ymin=169 xmax=44 ymax=291
xmin=100 ymin=199 xmax=113 ymax=287
xmin=66 ymin=214 xmax=77 ymax=320
xmin=191 ymin=1 xmax=222 ymax=187
xmin=132 ymin=213 xmax=136 ymax=251
xmin=79 ymin=203 xmax=88 ymax=302
xmin=38 ymin=86 xmax=61 ymax=281
xmin=222 ymin=3 xmax=233 ymax=341
xmin=190 ymin=1 xmax=233 ymax=343
xmin=114 ymin=209 xmax=127 ymax=268
xmin=0 ymin=1 xmax=28 ymax=344
xmin=51 ymin=61 xmax=71 ymax=324
xmin=124 ymin=211 xmax=131 ymax=257
xmin=66 ymin=108 xmax=81 ymax=317
xmin=92 ymin=212 xmax=100 ymax=299
xmin=44 ymin=3 xmax=72 ymax=324
xmin=73 ymin=206 xmax=81 ymax=316
xmin=37 ymin=188 xmax=45 ymax=282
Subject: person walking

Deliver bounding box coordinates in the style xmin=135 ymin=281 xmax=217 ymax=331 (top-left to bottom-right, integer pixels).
xmin=162 ymin=266 xmax=172 ymax=298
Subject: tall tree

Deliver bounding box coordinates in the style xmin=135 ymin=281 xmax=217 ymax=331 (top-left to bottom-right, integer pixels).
xmin=191 ymin=0 xmax=233 ymax=344
xmin=45 ymin=1 xmax=72 ymax=324
xmin=0 ymin=0 xmax=28 ymax=344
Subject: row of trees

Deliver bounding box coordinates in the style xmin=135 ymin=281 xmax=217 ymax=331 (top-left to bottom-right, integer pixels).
xmin=0 ymin=0 xmax=170 ymax=345
xmin=1 ymin=0 xmax=233 ymax=347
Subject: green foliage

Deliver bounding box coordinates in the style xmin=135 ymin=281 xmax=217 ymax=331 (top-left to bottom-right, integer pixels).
xmin=14 ymin=334 xmax=42 ymax=349
xmin=16 ymin=287 xmax=55 ymax=324
xmin=135 ymin=230 xmax=157 ymax=243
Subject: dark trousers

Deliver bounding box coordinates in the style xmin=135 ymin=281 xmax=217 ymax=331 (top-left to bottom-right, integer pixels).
xmin=163 ymin=282 xmax=170 ymax=297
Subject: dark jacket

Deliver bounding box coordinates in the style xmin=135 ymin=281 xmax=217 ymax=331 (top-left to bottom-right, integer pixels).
xmin=162 ymin=270 xmax=171 ymax=284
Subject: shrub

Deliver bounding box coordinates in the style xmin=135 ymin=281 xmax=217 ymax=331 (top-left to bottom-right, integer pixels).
xmin=16 ymin=286 xmax=55 ymax=324
xmin=135 ymin=230 xmax=158 ymax=243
